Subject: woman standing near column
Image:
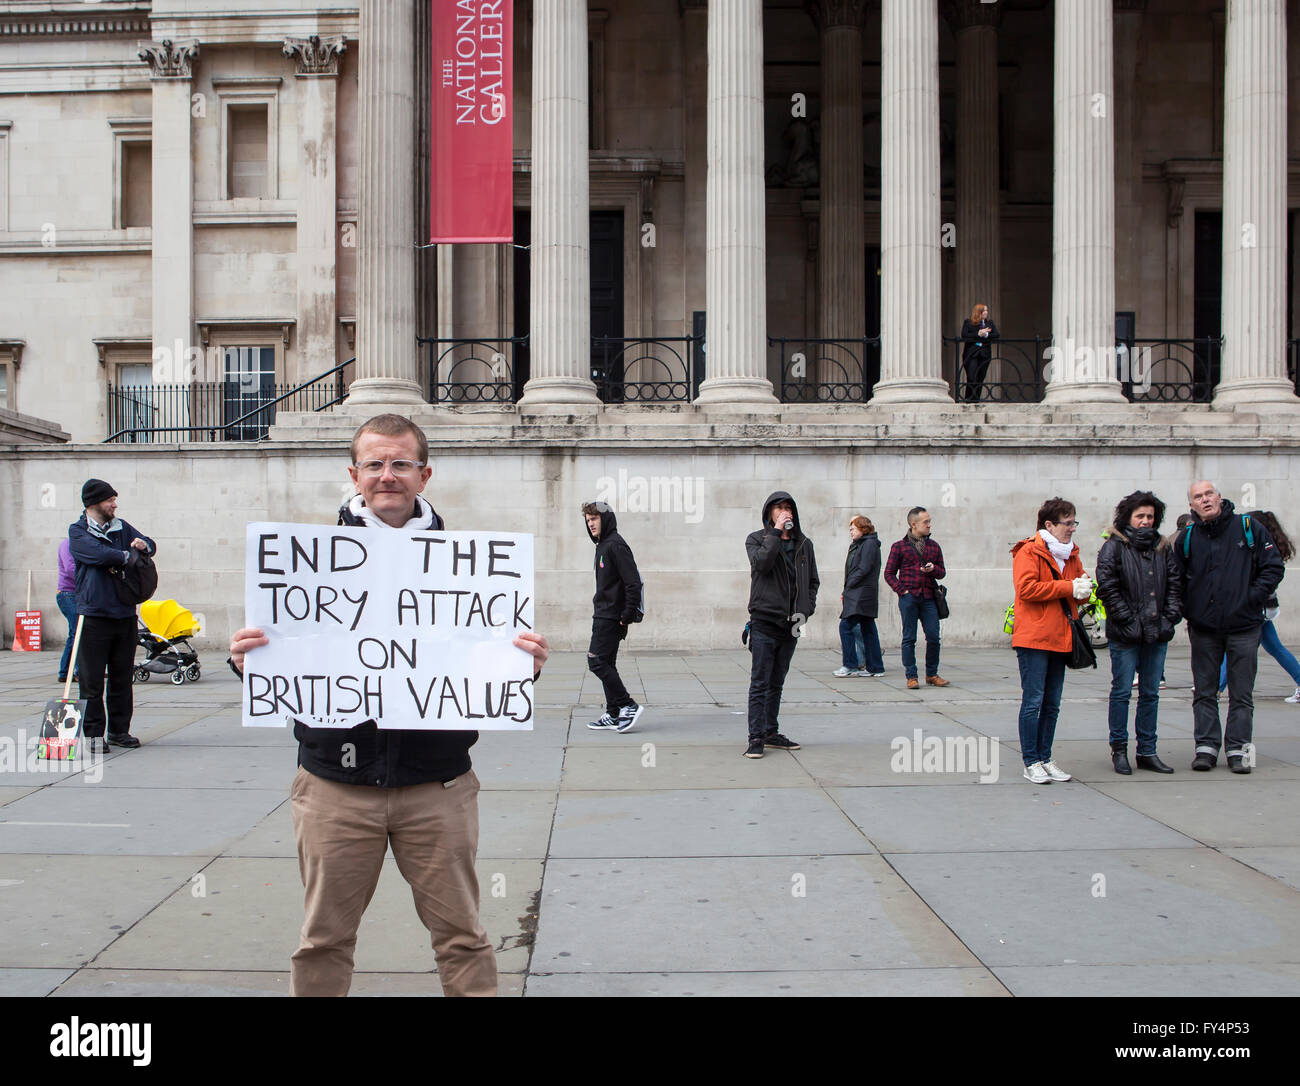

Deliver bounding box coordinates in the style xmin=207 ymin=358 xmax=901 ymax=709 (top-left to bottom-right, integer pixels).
xmin=835 ymin=515 xmax=884 ymax=677
xmin=959 ymin=303 xmax=998 ymax=402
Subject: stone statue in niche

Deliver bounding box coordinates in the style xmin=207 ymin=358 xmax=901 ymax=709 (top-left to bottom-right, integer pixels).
xmin=766 ymin=117 xmax=819 ymax=188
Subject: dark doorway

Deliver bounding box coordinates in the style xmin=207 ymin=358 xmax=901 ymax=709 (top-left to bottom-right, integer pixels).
xmin=590 ymin=210 xmax=626 ymax=400
xmin=511 ymin=208 xmax=625 ymax=399
xmin=864 ymin=245 xmax=882 ymax=397
xmin=1193 ymin=210 xmax=1223 ymax=397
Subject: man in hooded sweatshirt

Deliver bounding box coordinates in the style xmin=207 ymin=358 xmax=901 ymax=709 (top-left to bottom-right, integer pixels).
xmin=1173 ymin=480 xmax=1283 ymax=774
xmin=228 ymin=414 xmax=550 ymax=997
xmin=744 ymin=491 xmax=819 ymax=759
xmin=582 ymin=500 xmax=644 ymax=732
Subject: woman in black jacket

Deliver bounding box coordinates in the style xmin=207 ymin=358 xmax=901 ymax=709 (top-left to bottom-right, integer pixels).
xmin=1096 ymin=490 xmax=1182 ymax=774
xmin=836 ymin=515 xmax=884 ymax=676
xmin=959 ymin=303 xmax=999 ymax=402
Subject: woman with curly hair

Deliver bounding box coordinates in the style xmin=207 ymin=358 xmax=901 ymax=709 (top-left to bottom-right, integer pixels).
xmin=1096 ymin=491 xmax=1182 ymax=774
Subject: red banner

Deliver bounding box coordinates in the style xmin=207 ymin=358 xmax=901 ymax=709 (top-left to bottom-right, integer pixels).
xmin=431 ymin=0 xmax=514 ymax=243
xmin=13 ymin=610 xmax=41 ymax=651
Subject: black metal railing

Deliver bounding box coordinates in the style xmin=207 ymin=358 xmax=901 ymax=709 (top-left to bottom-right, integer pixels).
xmin=104 ymin=358 xmax=354 ymax=443
xmin=421 ymin=337 xmax=524 ymax=404
xmin=771 ymin=337 xmax=880 ymax=403
xmin=1118 ymin=338 xmax=1219 ymax=403
xmin=592 ymin=336 xmax=702 ymax=403
xmin=945 ymin=336 xmax=1050 ymax=403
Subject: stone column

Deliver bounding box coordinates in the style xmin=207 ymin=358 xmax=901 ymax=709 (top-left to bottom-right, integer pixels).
xmin=519 ymin=0 xmax=599 ymax=406
xmin=1214 ymin=0 xmax=1298 ymax=408
xmin=284 ymin=36 xmax=345 ymax=388
xmin=943 ymin=1 xmax=1001 ymax=340
xmin=809 ymin=1 xmax=867 ymax=354
xmin=1113 ymin=1 xmax=1145 ymax=327
xmin=139 ymin=40 xmax=198 ymax=374
xmin=1044 ymin=0 xmax=1124 ymax=404
xmin=695 ymin=0 xmax=777 ymax=404
xmin=872 ymin=0 xmax=951 ymax=403
xmin=348 ymin=0 xmax=423 ymax=404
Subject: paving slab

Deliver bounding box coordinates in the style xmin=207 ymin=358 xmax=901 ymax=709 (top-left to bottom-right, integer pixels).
xmin=90 ymin=856 xmax=539 ymax=975
xmin=0 ymin=855 xmax=198 ymax=968
xmin=526 ymin=967 xmax=1009 ymax=997
xmin=561 ymin=744 xmax=815 ymax=790
xmin=469 ymin=731 xmax=566 ymax=790
xmin=790 ymin=740 xmax=1020 ymax=787
xmin=1092 ymin=780 xmax=1300 ymax=848
xmin=1223 ymin=847 xmax=1300 ymax=892
xmin=0 ymin=784 xmax=42 ymax=806
xmin=548 ymin=788 xmax=871 ymax=858
xmin=990 ymin=961 xmax=1300 ymax=997
xmin=832 ymin=783 xmax=1197 ymax=853
xmin=0 ymin=785 xmax=286 ymax=856
xmin=531 ymin=855 xmax=984 ymax=973
xmin=0 ymin=968 xmax=76 ymax=997
xmin=887 ymin=849 xmax=1300 ymax=968
xmin=50 ymin=742 xmax=297 ymax=791
xmin=48 ymin=968 xmax=525 ymax=997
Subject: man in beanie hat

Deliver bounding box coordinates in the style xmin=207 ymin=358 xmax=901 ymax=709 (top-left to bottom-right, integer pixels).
xmin=68 ymin=479 xmax=156 ymax=751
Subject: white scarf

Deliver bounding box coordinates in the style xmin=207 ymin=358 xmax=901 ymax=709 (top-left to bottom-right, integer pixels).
xmin=346 ymin=493 xmax=438 ymax=531
xmin=1038 ymin=528 xmax=1074 ymax=573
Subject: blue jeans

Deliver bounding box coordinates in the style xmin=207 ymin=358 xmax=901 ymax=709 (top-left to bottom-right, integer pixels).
xmin=1108 ymin=640 xmax=1167 ymax=755
xmin=898 ymin=594 xmax=940 ymax=679
xmin=839 ymin=615 xmax=883 ymax=672
xmin=1016 ymin=647 xmax=1067 ymax=766
xmin=1218 ymin=619 xmax=1300 ymax=690
xmin=56 ymin=590 xmax=78 ymax=679
xmin=747 ymin=626 xmax=798 ymax=741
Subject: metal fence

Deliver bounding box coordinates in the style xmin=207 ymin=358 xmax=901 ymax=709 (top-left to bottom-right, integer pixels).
xmin=592 ymin=336 xmax=702 ymax=403
xmin=945 ymin=337 xmax=1050 ymax=403
xmin=104 ymin=359 xmax=353 ymax=443
xmin=421 ymin=337 xmax=524 ymax=404
xmin=1119 ymin=338 xmax=1219 ymax=403
xmin=771 ymin=337 xmax=880 ymax=403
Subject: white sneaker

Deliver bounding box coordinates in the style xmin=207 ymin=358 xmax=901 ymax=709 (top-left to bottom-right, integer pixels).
xmin=833 ymin=667 xmax=854 ymax=677
xmin=1041 ymin=760 xmax=1072 ymax=782
xmin=849 ymin=668 xmax=872 ymax=677
xmin=1285 ymin=688 xmax=1300 ymax=704
xmin=1132 ymin=673 xmax=1140 ymax=686
xmin=616 ymin=703 xmax=644 ymax=733
xmin=1022 ymin=762 xmax=1050 ymax=784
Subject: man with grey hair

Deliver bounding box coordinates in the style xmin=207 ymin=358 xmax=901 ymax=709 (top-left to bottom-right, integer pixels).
xmin=1173 ymin=480 xmax=1283 ymax=774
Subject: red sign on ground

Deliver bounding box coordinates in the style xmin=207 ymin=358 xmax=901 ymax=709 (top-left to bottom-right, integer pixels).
xmin=430 ymin=0 xmax=514 ymax=243
xmin=13 ymin=610 xmax=41 ymax=651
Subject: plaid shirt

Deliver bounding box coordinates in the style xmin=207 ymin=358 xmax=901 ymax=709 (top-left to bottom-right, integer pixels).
xmin=883 ymin=536 xmax=946 ymax=599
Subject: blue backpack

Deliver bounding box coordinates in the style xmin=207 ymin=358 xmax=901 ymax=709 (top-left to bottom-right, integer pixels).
xmin=1180 ymin=514 xmax=1253 ymax=558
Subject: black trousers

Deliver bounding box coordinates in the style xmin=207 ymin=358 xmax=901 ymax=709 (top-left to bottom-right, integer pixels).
xmin=747 ymin=624 xmax=798 ymax=741
xmin=77 ymin=615 xmax=138 ymax=738
xmin=587 ymin=617 xmax=633 ymax=716
xmin=961 ymin=354 xmax=990 ymax=402
xmin=1189 ymin=624 xmax=1261 ymax=758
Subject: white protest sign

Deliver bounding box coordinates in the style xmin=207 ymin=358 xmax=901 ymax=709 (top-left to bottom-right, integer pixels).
xmin=242 ymin=523 xmax=535 ymax=731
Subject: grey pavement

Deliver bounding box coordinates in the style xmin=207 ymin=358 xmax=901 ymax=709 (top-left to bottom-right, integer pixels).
xmin=1 ymin=643 xmax=1298 ymax=997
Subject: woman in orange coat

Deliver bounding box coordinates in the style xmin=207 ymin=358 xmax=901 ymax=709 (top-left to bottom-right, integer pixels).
xmin=1010 ymin=497 xmax=1094 ymax=784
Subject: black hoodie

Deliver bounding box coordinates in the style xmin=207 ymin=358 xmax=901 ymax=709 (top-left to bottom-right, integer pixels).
xmin=1173 ymin=498 xmax=1284 ymax=634
xmin=587 ymin=507 xmax=643 ymax=622
xmin=290 ymin=494 xmax=477 ymax=788
xmin=745 ymin=491 xmax=819 ymax=635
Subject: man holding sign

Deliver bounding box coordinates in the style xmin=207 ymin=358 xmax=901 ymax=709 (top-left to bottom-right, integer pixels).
xmin=229 ymin=414 xmax=549 ymax=997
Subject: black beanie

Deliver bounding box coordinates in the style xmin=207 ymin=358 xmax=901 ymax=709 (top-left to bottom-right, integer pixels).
xmin=82 ymin=479 xmax=117 ymax=508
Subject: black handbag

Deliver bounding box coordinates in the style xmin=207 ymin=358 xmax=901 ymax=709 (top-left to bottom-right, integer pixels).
xmin=1047 ymin=561 xmax=1095 ymax=670
xmin=934 ymin=583 xmax=949 ymax=620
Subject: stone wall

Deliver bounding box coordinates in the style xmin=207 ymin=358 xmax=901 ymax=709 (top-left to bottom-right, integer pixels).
xmin=5 ymin=407 xmax=1299 ymax=655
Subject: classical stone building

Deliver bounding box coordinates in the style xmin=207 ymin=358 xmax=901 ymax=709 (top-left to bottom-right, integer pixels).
xmin=2 ymin=0 xmax=1300 ymax=651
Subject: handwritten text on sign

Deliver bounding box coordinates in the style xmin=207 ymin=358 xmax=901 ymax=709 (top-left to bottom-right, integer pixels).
xmin=242 ymin=523 xmax=534 ymax=731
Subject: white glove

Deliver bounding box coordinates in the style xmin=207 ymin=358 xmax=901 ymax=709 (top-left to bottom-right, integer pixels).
xmin=1072 ymin=576 xmax=1092 ymax=600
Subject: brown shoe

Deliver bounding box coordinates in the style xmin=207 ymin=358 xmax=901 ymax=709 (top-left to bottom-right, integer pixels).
xmin=926 ymin=675 xmax=950 ymax=687
xmin=907 ymin=677 xmax=920 ymax=689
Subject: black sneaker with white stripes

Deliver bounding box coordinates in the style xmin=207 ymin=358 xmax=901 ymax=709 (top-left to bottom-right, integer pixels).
xmin=587 ymin=712 xmax=618 ymax=730
xmin=616 ymin=702 xmax=644 ymax=733
xmin=764 ymin=733 xmax=801 ymax=751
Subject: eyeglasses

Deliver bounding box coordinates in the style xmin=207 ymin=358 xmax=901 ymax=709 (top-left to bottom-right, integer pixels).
xmin=353 ymin=460 xmax=425 ymax=476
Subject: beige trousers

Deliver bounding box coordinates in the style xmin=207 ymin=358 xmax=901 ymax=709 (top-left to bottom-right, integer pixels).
xmin=288 ymin=766 xmax=497 ymax=996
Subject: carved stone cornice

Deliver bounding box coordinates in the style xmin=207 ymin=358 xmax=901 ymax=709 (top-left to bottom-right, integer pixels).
xmin=283 ymin=35 xmax=347 ymax=77
xmin=0 ymin=13 xmax=151 ymax=39
xmin=138 ymin=39 xmax=199 ymax=80
xmin=805 ymin=0 xmax=872 ymax=33
xmin=940 ymin=0 xmax=1004 ymax=32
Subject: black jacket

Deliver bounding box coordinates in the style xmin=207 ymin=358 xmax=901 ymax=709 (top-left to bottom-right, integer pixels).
xmin=587 ymin=507 xmax=643 ymax=623
xmin=293 ymin=495 xmax=478 ymax=788
xmin=746 ymin=491 xmax=819 ymax=631
xmin=840 ymin=533 xmax=880 ymax=619
xmin=1172 ymin=500 xmax=1285 ymax=634
xmin=69 ymin=514 xmax=157 ymax=619
xmin=960 ymin=318 xmax=999 ymax=364
xmin=1096 ymin=529 xmax=1182 ymax=645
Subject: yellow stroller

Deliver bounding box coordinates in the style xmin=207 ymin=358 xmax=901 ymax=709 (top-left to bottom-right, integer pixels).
xmin=135 ymin=599 xmax=202 ymax=685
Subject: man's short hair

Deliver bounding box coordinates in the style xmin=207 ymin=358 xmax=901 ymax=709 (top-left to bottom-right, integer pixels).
xmin=350 ymin=414 xmax=428 ymax=465
xmin=906 ymin=506 xmax=927 ymax=525
xmin=1036 ymin=497 xmax=1076 ymax=530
